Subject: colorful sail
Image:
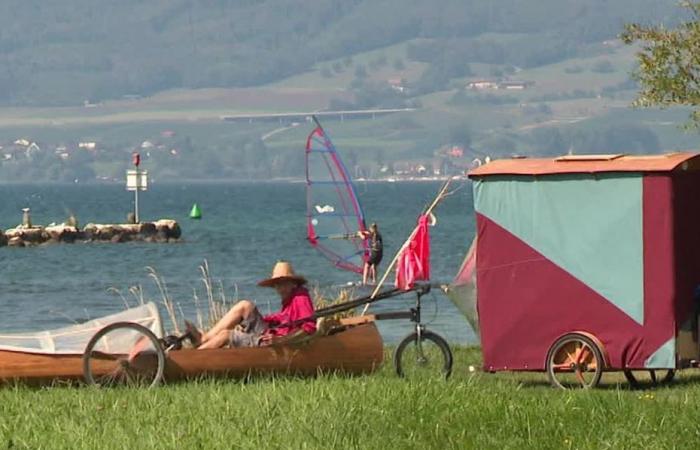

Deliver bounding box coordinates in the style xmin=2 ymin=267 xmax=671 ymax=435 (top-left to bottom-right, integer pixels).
xmin=305 ymin=118 xmax=368 ymax=273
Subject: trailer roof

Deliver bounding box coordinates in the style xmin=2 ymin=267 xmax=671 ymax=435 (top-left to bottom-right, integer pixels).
xmin=468 ymin=152 xmax=700 ymax=177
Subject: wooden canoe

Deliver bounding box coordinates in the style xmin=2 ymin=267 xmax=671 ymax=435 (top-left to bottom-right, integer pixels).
xmin=0 ymin=323 xmax=384 ymax=385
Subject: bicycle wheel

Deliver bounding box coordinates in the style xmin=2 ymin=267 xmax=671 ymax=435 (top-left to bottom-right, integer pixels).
xmin=394 ymin=331 xmax=453 ymax=380
xmin=546 ymin=333 xmax=604 ymax=389
xmin=83 ymin=322 xmax=166 ymax=388
xmin=623 ymin=369 xmax=675 ymax=388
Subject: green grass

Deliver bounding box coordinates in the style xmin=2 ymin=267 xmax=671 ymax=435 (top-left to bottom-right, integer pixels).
xmin=2 ymin=347 xmax=700 ymax=449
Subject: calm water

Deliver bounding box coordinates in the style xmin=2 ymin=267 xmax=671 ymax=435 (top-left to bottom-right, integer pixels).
xmin=0 ymin=181 xmax=477 ymax=344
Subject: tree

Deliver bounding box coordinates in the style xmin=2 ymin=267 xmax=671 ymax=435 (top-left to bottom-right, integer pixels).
xmin=621 ymin=2 xmax=700 ymax=127
xmin=354 ymin=64 xmax=368 ymax=79
xmin=448 ymin=123 xmax=472 ymax=149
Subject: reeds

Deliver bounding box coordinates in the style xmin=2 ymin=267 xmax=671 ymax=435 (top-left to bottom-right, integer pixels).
xmin=108 ymin=259 xmax=238 ymax=335
xmin=110 ymin=261 xmax=356 ymax=335
xmin=309 ymin=284 xmax=356 ymax=320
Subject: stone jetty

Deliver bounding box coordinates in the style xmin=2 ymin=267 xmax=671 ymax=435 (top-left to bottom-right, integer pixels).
xmin=1 ymin=219 xmax=181 ymax=247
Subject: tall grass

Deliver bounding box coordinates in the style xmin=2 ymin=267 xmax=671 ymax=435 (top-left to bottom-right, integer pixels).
xmin=109 ymin=260 xmax=354 ymax=336
xmin=107 ymin=260 xmax=238 ymax=336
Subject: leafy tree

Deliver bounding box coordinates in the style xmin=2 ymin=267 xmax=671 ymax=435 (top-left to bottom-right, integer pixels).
xmin=564 ymin=65 xmax=584 ymax=74
xmin=448 ymin=123 xmax=472 ymax=149
xmin=621 ymin=1 xmax=700 ymax=127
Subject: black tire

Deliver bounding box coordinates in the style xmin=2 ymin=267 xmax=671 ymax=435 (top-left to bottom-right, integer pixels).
xmin=394 ymin=331 xmax=453 ymax=380
xmin=83 ymin=321 xmax=166 ymax=388
xmin=546 ymin=333 xmax=604 ymax=389
xmin=623 ymin=369 xmax=675 ymax=388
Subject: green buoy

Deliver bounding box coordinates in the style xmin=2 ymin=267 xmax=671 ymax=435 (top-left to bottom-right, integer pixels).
xmin=189 ymin=203 xmax=202 ymax=219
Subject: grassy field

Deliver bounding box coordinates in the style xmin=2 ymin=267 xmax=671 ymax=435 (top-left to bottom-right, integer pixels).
xmin=2 ymin=347 xmax=700 ymax=449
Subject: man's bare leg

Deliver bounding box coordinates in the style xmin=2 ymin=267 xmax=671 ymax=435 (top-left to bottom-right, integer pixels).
xmin=197 ymin=329 xmax=231 ymax=350
xmin=200 ymin=300 xmax=255 ymax=343
xmin=362 ymin=263 xmax=369 ymax=285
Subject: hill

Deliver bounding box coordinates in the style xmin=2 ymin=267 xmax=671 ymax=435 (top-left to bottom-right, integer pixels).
xmin=0 ymin=1 xmax=699 ymax=182
xmin=0 ymin=0 xmax=685 ymax=105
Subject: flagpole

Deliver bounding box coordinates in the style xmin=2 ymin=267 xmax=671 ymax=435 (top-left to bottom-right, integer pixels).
xmin=361 ymin=178 xmax=454 ymax=315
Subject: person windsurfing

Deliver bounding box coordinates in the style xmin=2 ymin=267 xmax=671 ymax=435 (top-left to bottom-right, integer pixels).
xmin=359 ymin=222 xmax=383 ymax=285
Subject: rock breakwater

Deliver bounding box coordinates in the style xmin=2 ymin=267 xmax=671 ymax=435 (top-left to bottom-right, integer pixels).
xmin=1 ymin=219 xmax=181 ymax=247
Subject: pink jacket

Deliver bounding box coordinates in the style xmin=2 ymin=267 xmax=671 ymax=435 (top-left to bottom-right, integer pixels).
xmin=262 ymin=286 xmax=316 ymax=336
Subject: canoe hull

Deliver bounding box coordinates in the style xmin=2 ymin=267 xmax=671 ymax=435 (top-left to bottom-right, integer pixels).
xmin=166 ymin=322 xmax=384 ymax=380
xmin=0 ymin=323 xmax=384 ymax=385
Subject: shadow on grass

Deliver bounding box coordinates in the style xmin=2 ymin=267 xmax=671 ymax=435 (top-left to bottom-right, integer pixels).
xmin=477 ymin=368 xmax=700 ymax=391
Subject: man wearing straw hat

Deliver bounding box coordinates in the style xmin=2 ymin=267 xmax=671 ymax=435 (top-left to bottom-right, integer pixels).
xmin=186 ymin=261 xmax=316 ymax=349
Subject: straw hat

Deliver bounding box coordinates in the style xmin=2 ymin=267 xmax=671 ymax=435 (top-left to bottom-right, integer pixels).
xmin=258 ymin=261 xmax=307 ymax=287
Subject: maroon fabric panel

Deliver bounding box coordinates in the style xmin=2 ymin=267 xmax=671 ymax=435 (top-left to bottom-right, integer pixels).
xmin=640 ymin=175 xmax=677 ymax=367
xmin=670 ymin=173 xmax=700 ymax=327
xmin=476 ymin=213 xmax=650 ymax=371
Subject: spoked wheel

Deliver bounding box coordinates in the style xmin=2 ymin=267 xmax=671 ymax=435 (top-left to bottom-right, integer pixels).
xmin=623 ymin=369 xmax=675 ymax=388
xmin=394 ymin=330 xmax=453 ymax=380
xmin=83 ymin=322 xmax=166 ymax=388
xmin=546 ymin=333 xmax=604 ymax=389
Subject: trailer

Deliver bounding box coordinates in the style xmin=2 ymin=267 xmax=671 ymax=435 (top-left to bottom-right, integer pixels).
xmin=457 ymin=152 xmax=700 ymax=388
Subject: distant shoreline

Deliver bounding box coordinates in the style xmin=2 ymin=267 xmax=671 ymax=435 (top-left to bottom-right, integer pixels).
xmin=0 ymin=176 xmax=470 ymax=186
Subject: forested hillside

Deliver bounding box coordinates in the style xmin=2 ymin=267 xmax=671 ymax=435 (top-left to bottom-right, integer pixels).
xmin=0 ymin=0 xmax=684 ymax=105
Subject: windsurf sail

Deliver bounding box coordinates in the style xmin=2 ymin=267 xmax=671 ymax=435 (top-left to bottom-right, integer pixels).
xmin=445 ymin=236 xmax=479 ymax=339
xmin=305 ymin=117 xmax=368 ymax=274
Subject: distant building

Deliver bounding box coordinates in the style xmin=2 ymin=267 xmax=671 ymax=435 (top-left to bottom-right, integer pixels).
xmin=448 ymin=146 xmax=464 ymax=158
xmin=387 ymin=77 xmax=406 ymax=93
xmin=26 ymin=142 xmax=41 ymax=154
xmin=79 ymin=142 xmax=97 ymax=150
xmin=498 ymin=81 xmax=534 ymax=90
xmin=467 ymin=80 xmax=499 ymax=90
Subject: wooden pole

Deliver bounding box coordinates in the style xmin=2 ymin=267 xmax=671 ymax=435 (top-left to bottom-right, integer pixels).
xmin=362 ymin=178 xmax=454 ymax=315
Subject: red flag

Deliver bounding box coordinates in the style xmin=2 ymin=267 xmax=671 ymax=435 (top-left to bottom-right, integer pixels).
xmin=395 ymin=214 xmax=431 ymax=290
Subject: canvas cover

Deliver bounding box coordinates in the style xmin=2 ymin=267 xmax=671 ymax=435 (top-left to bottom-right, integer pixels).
xmin=0 ymin=302 xmax=163 ymax=355
xmin=446 ymin=237 xmax=479 ymax=339
xmin=472 ymin=172 xmax=682 ymax=371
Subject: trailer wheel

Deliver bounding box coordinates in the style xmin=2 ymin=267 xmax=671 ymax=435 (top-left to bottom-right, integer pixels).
xmin=546 ymin=333 xmax=604 ymax=389
xmin=623 ymin=369 xmax=675 ymax=388
xmin=83 ymin=322 xmax=166 ymax=388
